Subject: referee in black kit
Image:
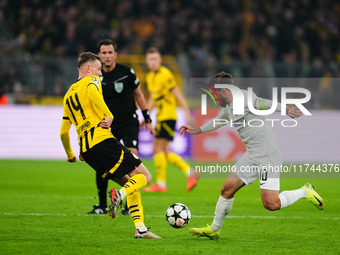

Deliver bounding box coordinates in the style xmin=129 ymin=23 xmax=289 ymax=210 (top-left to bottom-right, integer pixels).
xmin=87 ymin=39 xmax=155 ymax=215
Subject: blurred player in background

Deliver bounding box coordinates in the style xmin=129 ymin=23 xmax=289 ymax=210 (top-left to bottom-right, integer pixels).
xmin=143 ymin=47 xmax=199 ymax=192
xmin=180 ymin=72 xmax=324 ymax=240
xmin=60 ymin=52 xmax=160 ymax=239
xmin=86 ymin=39 xmax=155 ymax=215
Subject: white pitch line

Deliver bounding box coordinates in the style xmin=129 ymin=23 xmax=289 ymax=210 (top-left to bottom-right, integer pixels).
xmin=147 ymin=215 xmax=340 ymax=221
xmin=2 ymin=212 xmax=69 ymax=217
xmin=1 ymin=212 xmax=339 ymax=221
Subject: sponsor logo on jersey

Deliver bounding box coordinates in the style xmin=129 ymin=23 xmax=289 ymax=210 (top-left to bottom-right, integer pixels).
xmin=77 ymin=120 xmax=91 ymax=133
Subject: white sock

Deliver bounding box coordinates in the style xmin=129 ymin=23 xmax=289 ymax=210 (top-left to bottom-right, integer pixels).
xmin=210 ymin=195 xmax=234 ymax=232
xmin=136 ymin=225 xmax=147 ymax=232
xmin=118 ymin=190 xmax=126 ymax=200
xmin=157 ymin=181 xmax=166 ymax=188
xmin=279 ymin=188 xmax=308 ymax=209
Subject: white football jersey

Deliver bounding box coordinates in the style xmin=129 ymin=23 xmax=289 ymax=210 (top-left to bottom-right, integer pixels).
xmin=201 ymin=90 xmax=279 ymax=157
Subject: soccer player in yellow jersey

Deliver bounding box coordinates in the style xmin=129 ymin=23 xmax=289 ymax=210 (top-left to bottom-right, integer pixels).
xmin=60 ymin=52 xmax=160 ymax=239
xmin=143 ymin=47 xmax=199 ymax=192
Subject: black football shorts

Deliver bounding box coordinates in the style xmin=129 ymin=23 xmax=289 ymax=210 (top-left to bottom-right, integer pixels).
xmin=82 ymin=138 xmax=142 ymax=180
xmin=155 ymin=120 xmax=176 ymax=141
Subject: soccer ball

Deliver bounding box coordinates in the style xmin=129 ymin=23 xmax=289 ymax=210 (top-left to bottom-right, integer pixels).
xmin=165 ymin=203 xmax=191 ymax=228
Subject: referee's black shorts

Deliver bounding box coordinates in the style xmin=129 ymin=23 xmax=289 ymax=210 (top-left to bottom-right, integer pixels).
xmin=81 ymin=138 xmax=142 ymax=180
xmin=111 ymin=113 xmax=139 ymax=149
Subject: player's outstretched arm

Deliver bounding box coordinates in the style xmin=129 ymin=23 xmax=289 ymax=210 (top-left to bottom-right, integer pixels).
xmin=180 ymin=108 xmax=230 ymax=137
xmin=60 ymin=118 xmax=76 ymax=162
xmin=254 ymin=96 xmax=303 ymax=118
xmin=179 ymin=125 xmax=202 ymax=137
xmin=286 ymin=107 xmax=303 ymax=118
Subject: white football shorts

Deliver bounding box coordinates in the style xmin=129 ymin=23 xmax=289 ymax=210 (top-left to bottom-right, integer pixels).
xmin=232 ymin=150 xmax=282 ymax=191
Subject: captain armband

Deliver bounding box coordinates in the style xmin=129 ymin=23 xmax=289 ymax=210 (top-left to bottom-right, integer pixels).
xmin=258 ymin=98 xmax=281 ymax=112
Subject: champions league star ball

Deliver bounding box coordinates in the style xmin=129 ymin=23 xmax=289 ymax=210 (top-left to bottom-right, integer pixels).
xmin=165 ymin=203 xmax=191 ymax=228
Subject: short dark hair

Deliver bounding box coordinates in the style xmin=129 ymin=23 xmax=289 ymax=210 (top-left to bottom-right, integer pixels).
xmin=98 ymin=39 xmax=117 ymax=52
xmin=77 ymin=52 xmax=101 ymax=69
xmin=208 ymin=72 xmax=233 ymax=87
xmin=146 ymin=47 xmax=161 ymax=54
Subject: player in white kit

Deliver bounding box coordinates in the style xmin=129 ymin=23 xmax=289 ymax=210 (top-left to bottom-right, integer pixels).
xmin=179 ymin=72 xmax=324 ymax=240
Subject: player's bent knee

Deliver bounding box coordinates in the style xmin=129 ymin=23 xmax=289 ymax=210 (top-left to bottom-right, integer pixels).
xmin=261 ymin=190 xmax=280 ymax=211
xmin=129 ymin=163 xmax=152 ymax=184
xmin=262 ymin=200 xmax=280 ymax=211
xmin=220 ymin=185 xmax=234 ymax=199
xmin=144 ymin=171 xmax=152 ymax=185
xmin=137 ymin=163 xmax=152 ymax=184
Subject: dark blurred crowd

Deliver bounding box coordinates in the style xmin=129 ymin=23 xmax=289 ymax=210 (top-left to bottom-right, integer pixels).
xmin=2 ymin=0 xmax=340 ymax=63
xmin=1 ymin=0 xmax=340 ymax=107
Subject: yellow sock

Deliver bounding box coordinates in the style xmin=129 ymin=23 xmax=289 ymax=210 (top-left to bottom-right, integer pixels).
xmin=154 ymin=152 xmax=167 ymax=185
xmin=127 ymin=190 xmax=145 ymax=228
xmin=167 ymin=152 xmax=190 ymax=176
xmin=120 ymin=174 xmax=147 ymax=198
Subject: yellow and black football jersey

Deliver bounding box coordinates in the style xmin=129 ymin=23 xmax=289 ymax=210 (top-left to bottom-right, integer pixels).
xmin=61 ymin=75 xmax=114 ymax=155
xmin=146 ymin=66 xmax=177 ymax=121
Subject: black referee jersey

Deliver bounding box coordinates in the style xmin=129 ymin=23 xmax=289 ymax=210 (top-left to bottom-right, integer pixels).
xmin=101 ymin=63 xmax=140 ymax=121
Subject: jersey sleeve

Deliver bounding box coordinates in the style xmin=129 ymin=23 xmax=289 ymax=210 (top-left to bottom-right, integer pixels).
xmin=60 ymin=115 xmax=75 ymax=160
xmin=62 ymin=96 xmax=69 ymax=120
xmin=130 ymin=68 xmax=140 ymax=90
xmin=89 ymin=76 xmax=101 ymax=89
xmin=165 ymin=70 xmax=177 ymax=91
xmin=145 ymin=72 xmax=151 ymax=90
xmin=87 ymin=83 xmax=113 ymax=118
xmin=200 ymin=108 xmax=230 ymax=133
xmin=251 ymin=90 xmax=281 ymax=112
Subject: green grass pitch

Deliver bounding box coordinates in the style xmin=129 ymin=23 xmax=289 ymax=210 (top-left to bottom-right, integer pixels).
xmin=0 ymin=159 xmax=339 ymax=255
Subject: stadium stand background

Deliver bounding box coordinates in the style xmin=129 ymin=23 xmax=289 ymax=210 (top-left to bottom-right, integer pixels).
xmin=0 ymin=0 xmax=339 ymax=108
